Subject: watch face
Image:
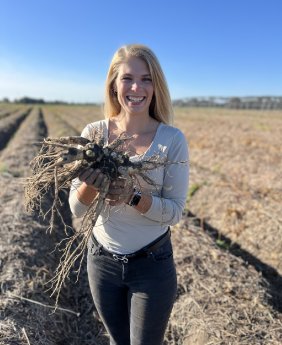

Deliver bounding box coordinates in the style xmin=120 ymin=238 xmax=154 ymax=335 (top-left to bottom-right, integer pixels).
xmin=132 ymin=193 xmax=141 ymax=206
xmin=129 ymin=191 xmax=141 ymax=206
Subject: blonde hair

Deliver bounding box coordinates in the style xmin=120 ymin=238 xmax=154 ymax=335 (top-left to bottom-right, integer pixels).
xmin=103 ymin=44 xmax=174 ymax=125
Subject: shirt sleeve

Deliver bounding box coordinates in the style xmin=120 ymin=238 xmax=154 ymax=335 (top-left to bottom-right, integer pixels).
xmin=68 ymin=125 xmax=92 ymax=218
xmin=142 ymin=129 xmax=189 ymax=225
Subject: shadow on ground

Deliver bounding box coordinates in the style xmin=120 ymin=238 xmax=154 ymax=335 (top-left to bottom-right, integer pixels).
xmin=186 ymin=211 xmax=282 ymax=313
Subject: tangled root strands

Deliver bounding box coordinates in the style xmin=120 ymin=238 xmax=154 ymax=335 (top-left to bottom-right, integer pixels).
xmin=24 ymin=134 xmax=186 ymax=306
xmin=47 ymin=180 xmax=111 ymax=306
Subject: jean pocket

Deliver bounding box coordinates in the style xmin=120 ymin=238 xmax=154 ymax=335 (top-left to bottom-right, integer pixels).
xmin=149 ymin=239 xmax=173 ymax=262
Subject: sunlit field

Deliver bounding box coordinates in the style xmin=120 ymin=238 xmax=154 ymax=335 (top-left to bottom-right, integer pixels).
xmin=0 ymin=104 xmax=281 ymax=344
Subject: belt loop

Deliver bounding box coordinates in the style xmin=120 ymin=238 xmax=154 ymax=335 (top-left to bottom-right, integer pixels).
xmin=97 ymin=245 xmax=102 ymax=255
xmin=91 ymin=243 xmax=102 ymax=256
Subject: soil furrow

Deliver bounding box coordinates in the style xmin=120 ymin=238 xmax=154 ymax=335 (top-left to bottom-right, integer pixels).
xmin=0 ymin=108 xmax=47 ymax=176
xmin=188 ymin=161 xmax=282 ymax=275
xmin=52 ymin=106 xmax=103 ymax=133
xmin=0 ymin=108 xmax=32 ymax=151
xmin=0 ymin=108 xmax=21 ymax=120
xmin=42 ymin=108 xmax=79 ymax=137
xmin=54 ymin=111 xmax=81 ymax=135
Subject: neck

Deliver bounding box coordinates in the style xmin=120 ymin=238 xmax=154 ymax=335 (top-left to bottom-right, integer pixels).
xmin=115 ymin=112 xmax=156 ymax=135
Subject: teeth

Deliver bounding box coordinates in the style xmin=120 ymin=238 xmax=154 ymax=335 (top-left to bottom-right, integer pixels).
xmin=127 ymin=96 xmax=145 ymax=102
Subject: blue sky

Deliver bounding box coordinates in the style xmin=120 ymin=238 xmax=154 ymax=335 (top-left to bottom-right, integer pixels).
xmin=0 ymin=0 xmax=281 ymax=103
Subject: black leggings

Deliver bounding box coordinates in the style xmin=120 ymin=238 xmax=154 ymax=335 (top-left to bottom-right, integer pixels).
xmin=87 ymin=237 xmax=177 ymax=345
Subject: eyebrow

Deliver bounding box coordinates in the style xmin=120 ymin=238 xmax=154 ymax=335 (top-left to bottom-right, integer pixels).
xmin=121 ymin=73 xmax=151 ymax=77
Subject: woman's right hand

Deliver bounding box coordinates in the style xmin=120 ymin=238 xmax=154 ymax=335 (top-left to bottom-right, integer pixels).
xmin=79 ymin=168 xmax=109 ymax=190
xmin=78 ymin=168 xmax=134 ymax=207
xmin=76 ymin=168 xmax=109 ymax=206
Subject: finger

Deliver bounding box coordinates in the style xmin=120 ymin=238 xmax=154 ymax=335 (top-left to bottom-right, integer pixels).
xmin=79 ymin=168 xmax=94 ymax=182
xmin=108 ymin=197 xmax=123 ymax=206
xmin=111 ymin=180 xmax=123 ymax=189
xmin=80 ymin=169 xmax=100 ymax=185
xmin=107 ymin=187 xmax=123 ymax=195
xmin=107 ymin=191 xmax=131 ymax=204
xmin=93 ymin=173 xmax=108 ymax=189
xmin=85 ymin=169 xmax=101 ymax=185
xmin=106 ymin=194 xmax=120 ymax=202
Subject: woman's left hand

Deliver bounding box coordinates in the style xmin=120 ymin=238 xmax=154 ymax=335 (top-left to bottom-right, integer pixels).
xmin=106 ymin=177 xmax=134 ymax=206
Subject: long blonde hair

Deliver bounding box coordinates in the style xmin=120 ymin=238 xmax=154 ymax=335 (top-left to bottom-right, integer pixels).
xmin=103 ymin=44 xmax=174 ymax=125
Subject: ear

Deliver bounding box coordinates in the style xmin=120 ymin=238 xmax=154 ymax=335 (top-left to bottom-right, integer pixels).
xmin=112 ymin=81 xmax=117 ymax=95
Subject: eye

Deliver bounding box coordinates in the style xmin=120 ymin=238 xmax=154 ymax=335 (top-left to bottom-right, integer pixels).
xmin=121 ymin=76 xmax=131 ymax=81
xmin=143 ymin=77 xmax=152 ymax=82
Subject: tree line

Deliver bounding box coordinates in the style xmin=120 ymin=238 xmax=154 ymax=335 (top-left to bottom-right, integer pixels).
xmin=173 ymin=96 xmax=282 ymax=109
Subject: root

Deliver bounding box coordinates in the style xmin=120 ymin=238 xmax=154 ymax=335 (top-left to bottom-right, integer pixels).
xmin=48 ymin=180 xmax=110 ymax=306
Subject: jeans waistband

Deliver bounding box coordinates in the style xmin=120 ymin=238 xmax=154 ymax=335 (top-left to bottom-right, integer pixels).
xmin=90 ymin=228 xmax=171 ymax=263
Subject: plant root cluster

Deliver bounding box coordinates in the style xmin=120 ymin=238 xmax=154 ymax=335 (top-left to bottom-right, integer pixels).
xmin=24 ymin=134 xmax=169 ymax=304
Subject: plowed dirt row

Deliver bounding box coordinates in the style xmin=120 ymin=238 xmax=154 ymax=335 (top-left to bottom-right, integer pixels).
xmin=42 ymin=108 xmax=80 ymax=137
xmin=0 ymin=108 xmax=32 ymax=151
xmin=42 ymin=105 xmax=103 ymax=133
xmin=0 ymin=105 xmax=22 ymax=119
xmin=0 ymin=109 xmax=20 ymax=120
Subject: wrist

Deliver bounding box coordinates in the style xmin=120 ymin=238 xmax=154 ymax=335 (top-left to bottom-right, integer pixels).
xmin=77 ymin=183 xmax=98 ymax=206
xmin=126 ymin=188 xmax=135 ymax=204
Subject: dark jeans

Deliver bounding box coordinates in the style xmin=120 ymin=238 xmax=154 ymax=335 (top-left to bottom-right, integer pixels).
xmin=87 ymin=235 xmax=177 ymax=345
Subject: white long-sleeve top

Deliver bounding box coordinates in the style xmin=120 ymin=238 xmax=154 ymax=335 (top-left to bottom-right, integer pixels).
xmin=69 ymin=119 xmax=189 ymax=254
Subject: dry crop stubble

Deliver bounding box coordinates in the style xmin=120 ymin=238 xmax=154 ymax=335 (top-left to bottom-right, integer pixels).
xmin=167 ymin=222 xmax=282 ymax=345
xmin=175 ymin=107 xmax=282 ymax=274
xmin=45 ymin=104 xmax=103 ymax=132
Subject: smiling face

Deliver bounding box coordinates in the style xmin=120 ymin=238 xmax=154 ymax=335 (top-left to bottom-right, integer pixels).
xmin=114 ymin=57 xmax=154 ymax=117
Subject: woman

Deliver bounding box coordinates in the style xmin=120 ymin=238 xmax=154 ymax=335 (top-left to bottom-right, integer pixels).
xmin=69 ymin=44 xmax=189 ymax=345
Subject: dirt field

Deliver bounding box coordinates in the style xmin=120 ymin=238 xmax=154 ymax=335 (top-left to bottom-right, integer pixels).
xmin=0 ymin=104 xmax=281 ymax=344
xmin=174 ymin=108 xmax=282 ymax=274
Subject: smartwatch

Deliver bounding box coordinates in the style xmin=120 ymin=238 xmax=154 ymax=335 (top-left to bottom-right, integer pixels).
xmin=128 ymin=188 xmax=142 ymax=207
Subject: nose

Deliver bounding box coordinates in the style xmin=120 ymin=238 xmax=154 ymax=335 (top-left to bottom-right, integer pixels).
xmin=131 ymin=81 xmax=141 ymax=91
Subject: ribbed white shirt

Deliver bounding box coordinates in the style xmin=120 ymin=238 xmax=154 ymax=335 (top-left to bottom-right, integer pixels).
xmin=69 ymin=119 xmax=189 ymax=254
